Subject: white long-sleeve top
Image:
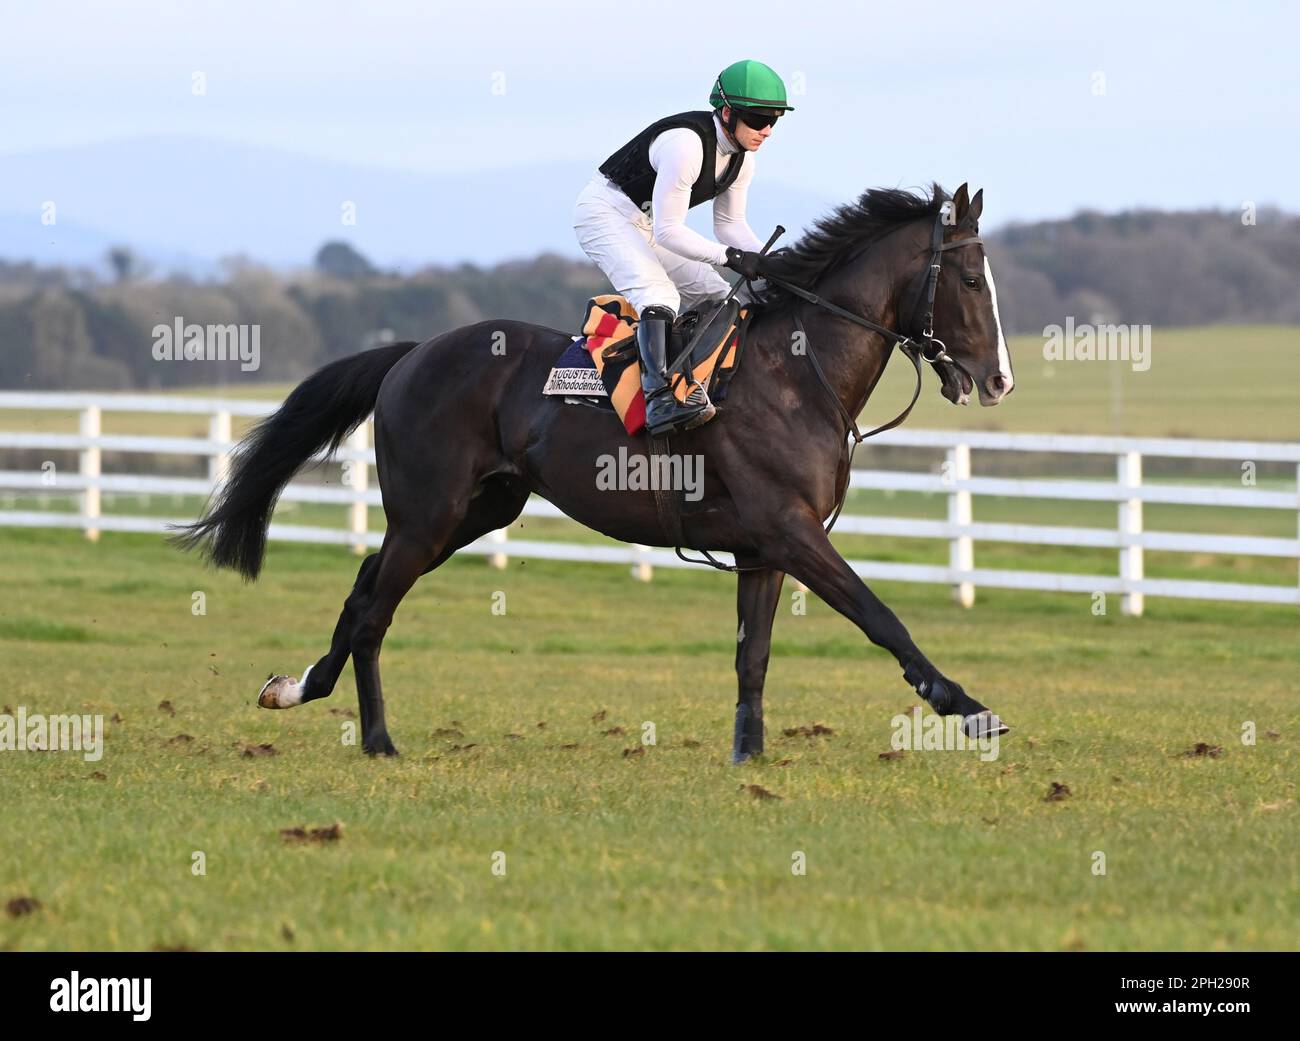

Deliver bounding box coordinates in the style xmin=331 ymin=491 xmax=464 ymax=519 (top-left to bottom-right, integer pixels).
xmin=646 ymin=113 xmax=765 ymax=265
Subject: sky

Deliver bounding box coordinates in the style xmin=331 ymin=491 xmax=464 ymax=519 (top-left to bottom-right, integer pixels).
xmin=1 ymin=0 xmax=1296 ymax=236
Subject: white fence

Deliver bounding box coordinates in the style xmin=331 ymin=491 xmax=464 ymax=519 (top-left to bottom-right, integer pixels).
xmin=1 ymin=391 xmax=1298 ymax=615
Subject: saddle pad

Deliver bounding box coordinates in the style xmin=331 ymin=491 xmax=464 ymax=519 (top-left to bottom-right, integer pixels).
xmin=542 ymin=294 xmax=750 ymax=436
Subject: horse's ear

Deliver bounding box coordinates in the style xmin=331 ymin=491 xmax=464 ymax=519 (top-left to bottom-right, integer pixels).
xmin=962 ymin=188 xmax=984 ymax=229
xmin=951 ymin=183 xmax=970 ymax=223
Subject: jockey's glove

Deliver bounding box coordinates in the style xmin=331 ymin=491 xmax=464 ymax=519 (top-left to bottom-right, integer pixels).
xmin=724 ymin=247 xmax=770 ymax=280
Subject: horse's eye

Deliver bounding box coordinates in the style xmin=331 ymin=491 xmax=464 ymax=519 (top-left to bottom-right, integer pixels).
xmin=962 ymin=277 xmax=980 ymax=289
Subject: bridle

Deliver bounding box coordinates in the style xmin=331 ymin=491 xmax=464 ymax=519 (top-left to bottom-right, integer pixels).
xmin=911 ymin=210 xmax=986 ymax=364
xmin=768 ymin=208 xmax=984 ymax=380
xmin=676 ymin=208 xmax=985 ymax=572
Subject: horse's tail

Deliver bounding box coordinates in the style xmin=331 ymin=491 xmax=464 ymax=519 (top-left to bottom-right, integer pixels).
xmin=169 ymin=341 xmax=421 ymax=580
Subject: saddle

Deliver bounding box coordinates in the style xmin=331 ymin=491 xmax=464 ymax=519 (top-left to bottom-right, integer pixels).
xmin=542 ymin=294 xmax=754 ymax=435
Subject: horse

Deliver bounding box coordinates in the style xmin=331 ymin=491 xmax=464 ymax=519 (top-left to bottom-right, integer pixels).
xmin=172 ymin=182 xmax=1015 ymax=763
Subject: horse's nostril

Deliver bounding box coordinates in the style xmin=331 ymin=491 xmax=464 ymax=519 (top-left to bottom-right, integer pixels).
xmin=986 ymin=373 xmax=1013 ymax=398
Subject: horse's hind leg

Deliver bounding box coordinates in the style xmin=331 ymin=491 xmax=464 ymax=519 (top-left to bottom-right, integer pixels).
xmin=257 ymin=478 xmax=528 ymax=741
xmin=258 ymin=528 xmax=445 ymax=739
xmin=256 ymin=552 xmax=381 ymax=710
xmin=732 ymin=559 xmax=785 ymax=765
xmin=348 ymin=529 xmax=439 ymax=756
xmin=350 ymin=480 xmax=529 ymax=756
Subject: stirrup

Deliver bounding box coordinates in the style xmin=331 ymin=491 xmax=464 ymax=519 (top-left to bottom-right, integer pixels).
xmin=645 ymin=387 xmax=715 ymax=438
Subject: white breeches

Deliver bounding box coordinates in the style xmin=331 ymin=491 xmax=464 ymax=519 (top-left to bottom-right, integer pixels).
xmin=572 ymin=175 xmax=732 ymax=317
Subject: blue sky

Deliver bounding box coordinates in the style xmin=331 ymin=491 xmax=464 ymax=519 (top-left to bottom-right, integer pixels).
xmin=2 ymin=0 xmax=1296 ymax=231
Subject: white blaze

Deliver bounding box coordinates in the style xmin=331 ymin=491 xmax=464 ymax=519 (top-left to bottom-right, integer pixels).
xmin=983 ymin=257 xmax=1013 ymax=390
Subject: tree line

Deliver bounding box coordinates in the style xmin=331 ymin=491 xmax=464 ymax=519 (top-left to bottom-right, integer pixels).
xmin=1 ymin=206 xmax=1296 ymax=390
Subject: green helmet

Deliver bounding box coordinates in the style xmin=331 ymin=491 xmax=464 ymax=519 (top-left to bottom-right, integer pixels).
xmin=709 ymin=60 xmax=795 ymax=113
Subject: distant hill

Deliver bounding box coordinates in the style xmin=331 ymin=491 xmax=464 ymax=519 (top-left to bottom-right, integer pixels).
xmin=0 ymin=135 xmax=838 ymax=273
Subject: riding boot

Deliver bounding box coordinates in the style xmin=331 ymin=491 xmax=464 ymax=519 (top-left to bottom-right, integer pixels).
xmin=636 ymin=305 xmax=716 ymax=438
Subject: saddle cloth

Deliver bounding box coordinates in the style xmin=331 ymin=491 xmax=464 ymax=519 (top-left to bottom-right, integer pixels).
xmin=542 ymin=294 xmax=752 ymax=435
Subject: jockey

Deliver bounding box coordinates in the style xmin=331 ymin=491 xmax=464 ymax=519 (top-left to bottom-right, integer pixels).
xmin=573 ymin=59 xmax=793 ymax=437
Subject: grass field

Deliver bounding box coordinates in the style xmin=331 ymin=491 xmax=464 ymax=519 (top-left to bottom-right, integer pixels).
xmin=1 ymin=527 xmax=1297 ymax=951
xmin=2 ymin=323 xmax=1297 ymax=950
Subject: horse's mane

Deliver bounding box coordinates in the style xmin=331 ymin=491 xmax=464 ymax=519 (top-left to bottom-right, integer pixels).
xmin=755 ymin=184 xmax=949 ymax=309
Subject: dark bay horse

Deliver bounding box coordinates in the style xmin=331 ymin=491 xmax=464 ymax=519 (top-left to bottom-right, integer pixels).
xmin=173 ymin=183 xmax=1015 ymax=761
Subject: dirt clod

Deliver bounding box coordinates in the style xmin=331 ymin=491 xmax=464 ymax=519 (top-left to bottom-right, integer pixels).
xmin=280 ymin=823 xmax=343 ymax=844
xmin=783 ymin=723 xmax=834 ymax=738
xmin=1044 ymin=781 xmax=1072 ymax=802
xmin=6 ymin=896 xmax=41 ymax=918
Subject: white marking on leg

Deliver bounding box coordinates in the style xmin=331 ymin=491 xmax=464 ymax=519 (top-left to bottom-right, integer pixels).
xmin=984 ymin=257 xmax=1014 ymax=392
xmin=257 ymin=673 xmax=304 ymax=709
xmin=278 ymin=678 xmax=304 ymax=708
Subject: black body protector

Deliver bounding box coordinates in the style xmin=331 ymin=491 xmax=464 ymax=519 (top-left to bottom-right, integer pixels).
xmin=599 ymin=111 xmax=744 ymax=438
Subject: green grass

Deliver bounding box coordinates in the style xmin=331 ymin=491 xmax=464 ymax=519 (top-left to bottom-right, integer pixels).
xmin=0 ymin=528 xmax=1296 ymax=951
xmin=2 ymin=322 xmax=1297 ymax=950
xmin=872 ymin=324 xmax=1300 ymax=439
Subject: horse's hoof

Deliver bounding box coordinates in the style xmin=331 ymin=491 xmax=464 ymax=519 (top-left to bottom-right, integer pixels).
xmin=363 ymin=736 xmax=399 ymax=757
xmin=257 ymin=674 xmax=303 ymax=709
xmin=962 ymin=711 xmax=1009 ymax=739
xmin=257 ymin=665 xmax=314 ymax=709
xmin=731 ymin=702 xmax=763 ymax=765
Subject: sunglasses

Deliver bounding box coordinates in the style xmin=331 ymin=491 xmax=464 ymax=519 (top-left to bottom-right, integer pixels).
xmin=736 ymin=108 xmax=780 ymax=131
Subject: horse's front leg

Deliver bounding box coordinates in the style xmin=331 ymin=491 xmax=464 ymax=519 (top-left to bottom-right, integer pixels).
xmin=732 ymin=559 xmax=785 ymax=764
xmin=769 ymin=510 xmax=1007 ymax=738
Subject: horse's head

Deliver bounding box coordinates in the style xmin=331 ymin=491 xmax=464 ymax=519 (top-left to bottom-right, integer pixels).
xmin=921 ymin=184 xmax=1014 ymax=407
